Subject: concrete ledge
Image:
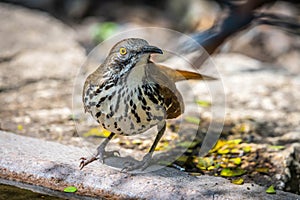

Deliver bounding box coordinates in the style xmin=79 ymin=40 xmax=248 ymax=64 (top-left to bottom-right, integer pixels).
xmin=1 ymin=131 xmax=299 ymax=199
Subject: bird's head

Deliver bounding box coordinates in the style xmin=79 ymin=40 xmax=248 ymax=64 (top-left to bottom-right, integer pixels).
xmin=103 ymin=38 xmax=163 ymax=77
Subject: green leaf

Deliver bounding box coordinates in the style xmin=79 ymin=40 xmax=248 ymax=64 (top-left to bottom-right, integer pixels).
xmin=207 ymin=166 xmax=216 ymax=171
xmin=17 ymin=124 xmax=23 ymax=131
xmin=197 ymin=157 xmax=214 ymax=169
xmin=243 ymin=146 xmax=251 ymax=153
xmin=227 ymin=139 xmax=242 ymax=144
xmin=196 ymin=100 xmax=211 ymax=107
xmin=177 ymin=141 xmax=198 ymax=148
xmin=64 ymin=186 xmax=77 ymax=193
xmin=230 ymin=148 xmax=242 ymax=154
xmin=185 ymin=116 xmax=200 ymax=124
xmin=210 ymin=140 xmax=226 ymax=152
xmin=220 ymin=168 xmax=246 ymax=177
xmin=154 ymin=140 xmax=170 ymax=151
xmin=238 ymin=123 xmax=250 ymax=132
xmin=91 ymin=22 xmax=118 ymax=42
xmin=231 ymin=178 xmax=244 ymax=185
xmin=266 ymin=185 xmax=276 ymax=194
xmin=255 ymin=167 xmax=269 ymax=173
xmin=268 ymin=145 xmax=285 ymax=150
xmin=230 ymin=157 xmax=242 ymax=165
xmin=83 ymin=128 xmax=111 ymax=138
xmin=217 ymin=148 xmax=230 ymax=154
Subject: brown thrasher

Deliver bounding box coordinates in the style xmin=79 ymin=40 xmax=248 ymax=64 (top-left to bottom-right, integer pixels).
xmin=79 ymin=38 xmax=214 ymax=171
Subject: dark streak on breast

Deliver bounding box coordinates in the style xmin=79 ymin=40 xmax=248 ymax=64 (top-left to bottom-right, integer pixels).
xmin=96 ymin=111 xmax=102 ymax=118
xmin=96 ymin=95 xmax=108 ymax=107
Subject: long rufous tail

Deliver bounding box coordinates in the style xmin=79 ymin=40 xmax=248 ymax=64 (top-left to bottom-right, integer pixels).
xmin=156 ymin=64 xmax=217 ymax=82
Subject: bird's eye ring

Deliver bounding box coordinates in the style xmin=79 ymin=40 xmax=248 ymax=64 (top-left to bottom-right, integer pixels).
xmin=119 ymin=47 xmax=127 ymax=55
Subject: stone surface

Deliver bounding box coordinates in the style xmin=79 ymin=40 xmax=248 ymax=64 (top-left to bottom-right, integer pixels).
xmin=214 ymin=53 xmax=300 ymax=141
xmin=1 ymin=130 xmax=299 ymax=200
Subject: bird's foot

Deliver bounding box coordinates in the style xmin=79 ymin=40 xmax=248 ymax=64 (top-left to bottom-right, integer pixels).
xmin=122 ymin=153 xmax=152 ymax=172
xmin=79 ymin=148 xmax=120 ymax=170
xmin=79 ymin=156 xmax=97 ymax=170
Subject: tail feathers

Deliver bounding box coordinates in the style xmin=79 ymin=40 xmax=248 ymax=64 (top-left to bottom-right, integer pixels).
xmin=156 ymin=64 xmax=217 ymax=82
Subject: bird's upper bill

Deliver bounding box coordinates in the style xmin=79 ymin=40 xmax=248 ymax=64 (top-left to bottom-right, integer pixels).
xmin=142 ymin=45 xmax=163 ymax=55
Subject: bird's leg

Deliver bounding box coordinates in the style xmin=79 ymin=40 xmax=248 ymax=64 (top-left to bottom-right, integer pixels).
xmin=123 ymin=121 xmax=166 ymax=171
xmin=79 ymin=132 xmax=119 ymax=170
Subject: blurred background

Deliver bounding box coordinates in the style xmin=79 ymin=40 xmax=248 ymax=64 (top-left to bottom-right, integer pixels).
xmin=2 ymin=0 xmax=218 ymax=50
xmin=1 ymin=0 xmax=299 ymax=66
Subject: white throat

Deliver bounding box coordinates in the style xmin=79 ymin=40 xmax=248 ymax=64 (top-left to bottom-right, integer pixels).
xmin=126 ymin=54 xmax=149 ymax=87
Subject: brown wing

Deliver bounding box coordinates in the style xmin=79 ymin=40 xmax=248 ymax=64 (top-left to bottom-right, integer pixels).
xmin=155 ymin=64 xmax=217 ymax=82
xmin=146 ymin=62 xmax=184 ymax=119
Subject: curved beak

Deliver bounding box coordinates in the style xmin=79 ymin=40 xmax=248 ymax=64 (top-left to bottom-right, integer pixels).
xmin=142 ymin=45 xmax=163 ymax=54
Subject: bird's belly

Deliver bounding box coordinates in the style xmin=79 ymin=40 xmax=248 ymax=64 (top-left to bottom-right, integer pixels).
xmin=88 ymin=85 xmax=166 ymax=136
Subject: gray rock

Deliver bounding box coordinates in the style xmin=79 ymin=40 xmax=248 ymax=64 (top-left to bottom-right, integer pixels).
xmin=1 ymin=130 xmax=299 ymax=200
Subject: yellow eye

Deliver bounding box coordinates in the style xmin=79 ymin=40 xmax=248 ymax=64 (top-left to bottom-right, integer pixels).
xmin=119 ymin=47 xmax=127 ymax=55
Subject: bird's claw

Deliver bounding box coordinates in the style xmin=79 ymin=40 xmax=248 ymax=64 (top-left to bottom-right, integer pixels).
xmin=79 ymin=156 xmax=97 ymax=170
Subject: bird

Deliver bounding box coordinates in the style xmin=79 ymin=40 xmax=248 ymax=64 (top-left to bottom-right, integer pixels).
xmin=79 ymin=38 xmax=215 ymax=171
